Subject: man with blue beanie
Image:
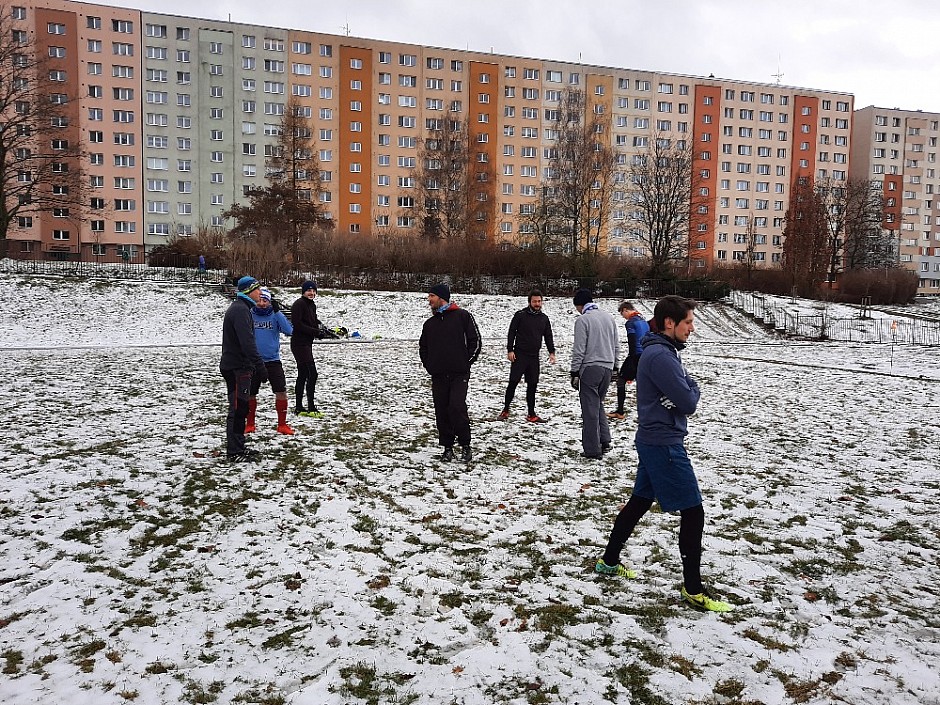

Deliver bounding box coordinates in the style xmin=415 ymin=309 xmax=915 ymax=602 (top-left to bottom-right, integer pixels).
xmin=220 ymin=276 xmax=268 ymax=460
xmin=595 ymin=295 xmax=733 ymax=613
xmin=247 ymin=288 xmax=294 ymax=435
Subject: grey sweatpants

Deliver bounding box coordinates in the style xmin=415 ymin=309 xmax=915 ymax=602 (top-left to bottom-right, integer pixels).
xmin=578 ymin=365 xmax=612 ymax=455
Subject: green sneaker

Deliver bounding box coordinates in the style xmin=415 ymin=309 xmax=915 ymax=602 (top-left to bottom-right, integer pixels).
xmin=300 ymin=411 xmax=325 ymax=419
xmin=595 ymin=558 xmax=637 ymax=579
xmin=680 ymin=586 xmax=734 ymax=612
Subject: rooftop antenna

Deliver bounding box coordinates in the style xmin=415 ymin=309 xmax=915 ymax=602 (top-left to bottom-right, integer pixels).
xmin=341 ymin=21 xmax=351 ymax=37
xmin=772 ymin=55 xmax=784 ymax=84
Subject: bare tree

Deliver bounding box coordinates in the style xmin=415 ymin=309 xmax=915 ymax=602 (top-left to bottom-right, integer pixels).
xmin=814 ymin=176 xmax=890 ymax=284
xmin=411 ymin=109 xmax=494 ymax=241
xmin=539 ymin=88 xmax=621 ymax=258
xmin=839 ymin=178 xmax=894 ymax=270
xmin=224 ymin=97 xmax=331 ymax=265
xmin=0 ymin=13 xmax=85 ymax=245
xmin=519 ymin=185 xmax=566 ymax=254
xmin=782 ymin=177 xmax=830 ymax=294
xmin=628 ymin=131 xmax=700 ymax=277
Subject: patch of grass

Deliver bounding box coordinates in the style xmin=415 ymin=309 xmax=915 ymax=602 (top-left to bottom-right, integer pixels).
xmin=261 ymin=625 xmax=307 ymax=650
xmin=742 ymin=627 xmax=792 ymax=652
xmin=336 ymin=662 xmax=396 ymax=705
xmin=713 ymin=678 xmax=746 ymax=699
xmin=534 ymin=603 xmax=580 ymax=635
xmin=607 ymin=661 xmax=669 ymax=705
xmin=181 ymin=678 xmax=226 ymax=704
xmin=2 ymin=649 xmax=24 ymax=674
xmin=226 ymin=612 xmax=262 ymax=630
xmin=668 ymin=654 xmax=703 ymax=680
xmin=370 ymin=595 xmax=397 ymax=617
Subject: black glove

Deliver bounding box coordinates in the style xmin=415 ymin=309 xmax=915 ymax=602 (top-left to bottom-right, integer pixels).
xmin=570 ymin=373 xmax=580 ymax=390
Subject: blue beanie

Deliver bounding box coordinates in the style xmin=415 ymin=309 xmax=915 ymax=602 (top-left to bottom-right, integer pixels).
xmin=237 ymin=276 xmax=260 ymax=293
xmin=428 ymin=283 xmax=450 ymax=302
xmin=302 ymin=280 xmax=317 ymax=292
xmin=573 ymin=288 xmax=593 ymax=307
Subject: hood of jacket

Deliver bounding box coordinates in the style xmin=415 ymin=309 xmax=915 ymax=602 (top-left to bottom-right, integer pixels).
xmin=641 ymin=330 xmax=685 ymax=353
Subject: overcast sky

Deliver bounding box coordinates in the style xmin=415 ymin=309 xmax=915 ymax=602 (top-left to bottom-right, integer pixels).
xmin=105 ymin=0 xmax=940 ymax=113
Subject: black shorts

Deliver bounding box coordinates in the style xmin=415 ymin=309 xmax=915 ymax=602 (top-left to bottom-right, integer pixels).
xmin=251 ymin=361 xmax=287 ymax=395
xmin=620 ymin=354 xmax=640 ymax=382
xmin=508 ymin=355 xmax=540 ymax=384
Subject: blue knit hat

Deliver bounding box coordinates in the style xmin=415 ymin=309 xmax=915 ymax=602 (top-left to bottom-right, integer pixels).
xmin=301 ymin=280 xmax=317 ymax=292
xmin=259 ymin=287 xmax=272 ymax=302
xmin=428 ymin=283 xmax=450 ymax=302
xmin=237 ymin=276 xmax=260 ymax=293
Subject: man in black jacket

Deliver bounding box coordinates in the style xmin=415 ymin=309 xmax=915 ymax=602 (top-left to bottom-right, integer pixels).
xmin=499 ymin=289 xmax=556 ymax=422
xmin=418 ymin=283 xmax=481 ymax=462
xmin=220 ymin=275 xmax=268 ymax=461
xmin=290 ymin=280 xmax=323 ymax=417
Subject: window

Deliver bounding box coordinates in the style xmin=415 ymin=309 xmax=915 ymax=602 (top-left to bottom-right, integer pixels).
xmin=47 ymin=22 xmax=66 ymax=35
xmin=146 ymin=23 xmax=166 ymax=38
xmin=292 ymin=40 xmax=310 ymax=54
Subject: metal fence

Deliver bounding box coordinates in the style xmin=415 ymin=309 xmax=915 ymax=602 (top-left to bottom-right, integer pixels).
xmin=0 ymin=257 xmax=226 ymax=285
xmin=1 ymin=257 xmax=734 ymax=301
xmin=729 ymin=291 xmax=940 ymax=345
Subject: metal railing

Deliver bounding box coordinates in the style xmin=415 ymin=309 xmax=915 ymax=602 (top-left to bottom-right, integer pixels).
xmin=728 ymin=291 xmax=940 ymax=345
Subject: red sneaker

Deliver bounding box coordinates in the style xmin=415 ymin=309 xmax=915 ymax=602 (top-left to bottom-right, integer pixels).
xmin=497 ymin=410 xmax=509 ymax=421
xmin=276 ymin=424 xmax=295 ymax=435
xmin=526 ymin=414 xmax=545 ymax=423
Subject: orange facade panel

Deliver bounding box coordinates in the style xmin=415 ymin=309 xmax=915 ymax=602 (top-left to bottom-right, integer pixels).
xmin=883 ymin=173 xmax=903 ymax=229
xmin=790 ymin=95 xmax=819 ymax=185
xmin=338 ymin=45 xmax=373 ymax=234
xmin=690 ymin=85 xmax=721 ymax=269
xmin=468 ymin=61 xmax=498 ymax=241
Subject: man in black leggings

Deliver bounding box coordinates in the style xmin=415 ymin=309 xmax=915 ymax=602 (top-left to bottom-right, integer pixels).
xmin=290 ymin=280 xmax=324 ymax=417
xmin=595 ymin=295 xmax=733 ymax=612
xmin=498 ymin=290 xmax=555 ymax=422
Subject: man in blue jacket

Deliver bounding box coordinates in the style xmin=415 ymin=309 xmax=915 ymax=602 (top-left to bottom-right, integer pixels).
xmin=247 ymin=288 xmax=294 ymax=435
xmin=608 ymin=301 xmax=650 ymax=420
xmin=594 ymin=295 xmax=733 ymax=612
xmin=219 ymin=276 xmax=268 ymax=461
xmin=570 ymin=289 xmax=619 ymax=459
xmin=419 ymin=283 xmax=481 ymax=462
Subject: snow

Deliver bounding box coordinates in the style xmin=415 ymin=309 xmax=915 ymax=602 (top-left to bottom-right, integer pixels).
xmin=1 ymin=272 xmax=939 ymax=705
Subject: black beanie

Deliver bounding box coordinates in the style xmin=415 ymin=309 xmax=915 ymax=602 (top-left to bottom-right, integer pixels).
xmin=573 ymin=288 xmax=593 ymax=307
xmin=428 ymin=283 xmax=451 ymax=302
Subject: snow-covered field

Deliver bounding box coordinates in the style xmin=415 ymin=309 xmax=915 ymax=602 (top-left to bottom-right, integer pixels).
xmin=1 ymin=274 xmax=939 ymax=705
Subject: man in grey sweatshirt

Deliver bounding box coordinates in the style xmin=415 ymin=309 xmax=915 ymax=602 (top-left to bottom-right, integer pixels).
xmin=570 ymin=289 xmax=620 ymax=458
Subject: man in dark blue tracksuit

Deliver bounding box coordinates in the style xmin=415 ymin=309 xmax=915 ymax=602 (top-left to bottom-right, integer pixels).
xmin=419 ymin=283 xmax=481 ymax=463
xmin=594 ymin=295 xmax=733 ymax=613
xmin=219 ymin=276 xmax=268 ymax=461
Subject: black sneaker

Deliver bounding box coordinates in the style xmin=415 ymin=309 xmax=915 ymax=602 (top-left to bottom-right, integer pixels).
xmin=601 ymin=444 xmax=611 ymax=454
xmin=227 ymin=449 xmax=262 ymax=462
xmin=293 ymin=405 xmax=306 ymax=414
xmin=580 ymin=452 xmax=603 ymax=460
xmin=440 ymin=447 xmax=455 ymax=461
xmin=459 ymin=446 xmax=472 ymax=462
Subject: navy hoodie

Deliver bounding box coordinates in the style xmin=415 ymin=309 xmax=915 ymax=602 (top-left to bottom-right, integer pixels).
xmin=634 ymin=332 xmax=700 ymax=445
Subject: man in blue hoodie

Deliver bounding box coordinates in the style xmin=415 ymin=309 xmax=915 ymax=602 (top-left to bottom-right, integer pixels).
xmin=594 ymin=295 xmax=733 ymax=613
xmin=608 ymin=301 xmax=650 ymax=420
xmin=247 ymin=288 xmax=294 ymax=436
xmin=219 ymin=276 xmax=268 ymax=461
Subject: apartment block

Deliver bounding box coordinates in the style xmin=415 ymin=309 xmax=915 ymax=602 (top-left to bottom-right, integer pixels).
xmin=6 ymin=1 xmax=877 ymax=286
xmin=850 ymin=106 xmax=940 ymax=294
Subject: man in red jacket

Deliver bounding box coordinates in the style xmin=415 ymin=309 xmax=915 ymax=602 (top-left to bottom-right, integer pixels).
xmin=418 ymin=283 xmax=481 ymax=462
